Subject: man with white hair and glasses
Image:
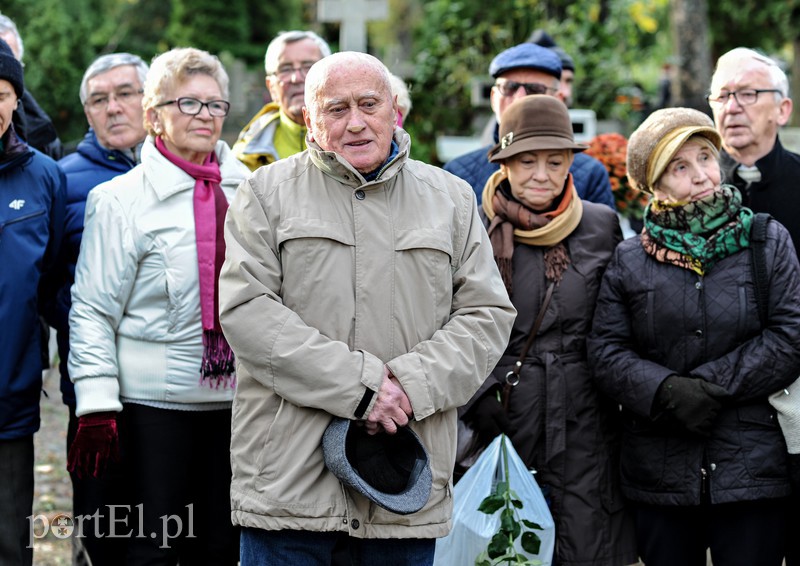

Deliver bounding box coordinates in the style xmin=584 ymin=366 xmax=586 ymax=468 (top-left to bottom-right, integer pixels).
xmin=232 ymin=30 xmax=331 ymax=170
xmin=709 ymin=47 xmax=800 ymax=252
xmin=709 ymin=47 xmax=800 ymax=566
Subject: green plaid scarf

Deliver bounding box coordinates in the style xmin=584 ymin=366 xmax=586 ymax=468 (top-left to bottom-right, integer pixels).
xmin=641 ymin=185 xmax=753 ymax=275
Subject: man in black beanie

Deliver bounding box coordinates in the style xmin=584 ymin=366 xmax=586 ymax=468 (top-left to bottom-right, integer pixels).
xmin=0 ymin=13 xmax=63 ymax=159
xmin=0 ymin=36 xmax=66 ymax=566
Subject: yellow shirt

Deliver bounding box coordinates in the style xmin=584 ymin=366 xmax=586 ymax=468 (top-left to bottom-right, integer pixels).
xmin=273 ymin=111 xmax=307 ymax=160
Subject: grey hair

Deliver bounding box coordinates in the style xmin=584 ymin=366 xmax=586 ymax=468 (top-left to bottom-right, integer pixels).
xmin=264 ymin=30 xmax=331 ymax=75
xmin=0 ymin=13 xmax=23 ymax=60
xmin=142 ymin=47 xmax=230 ymax=137
xmin=304 ymin=52 xmax=392 ymax=119
xmin=388 ymin=74 xmax=412 ymax=118
xmin=711 ymin=47 xmax=790 ymax=99
xmin=79 ymin=53 xmax=149 ymax=105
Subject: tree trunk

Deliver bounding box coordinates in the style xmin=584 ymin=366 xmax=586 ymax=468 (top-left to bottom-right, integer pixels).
xmin=670 ymin=0 xmax=713 ymax=114
xmin=792 ymin=37 xmax=800 ymax=127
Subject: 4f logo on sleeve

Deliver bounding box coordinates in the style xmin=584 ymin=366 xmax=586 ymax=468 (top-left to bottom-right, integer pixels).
xmin=8 ymin=199 xmax=26 ymax=210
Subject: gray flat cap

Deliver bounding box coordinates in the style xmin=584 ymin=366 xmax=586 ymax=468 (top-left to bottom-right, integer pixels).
xmin=322 ymin=417 xmax=432 ymax=515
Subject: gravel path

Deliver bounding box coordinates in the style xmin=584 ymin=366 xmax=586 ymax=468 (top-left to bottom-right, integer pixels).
xmin=32 ymin=360 xmax=73 ymax=565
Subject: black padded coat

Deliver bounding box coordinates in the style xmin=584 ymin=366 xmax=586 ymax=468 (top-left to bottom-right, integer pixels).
xmin=588 ymin=218 xmax=800 ymax=506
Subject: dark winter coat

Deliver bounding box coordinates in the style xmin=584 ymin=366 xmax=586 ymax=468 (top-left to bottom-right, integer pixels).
xmin=0 ymin=126 xmax=66 ymax=439
xmin=54 ymin=129 xmax=138 ymax=405
xmin=467 ymin=193 xmax=636 ymax=566
xmin=13 ymin=90 xmax=63 ymax=160
xmin=588 ymin=219 xmax=800 ymax=506
xmin=721 ymin=138 xmax=800 ymax=254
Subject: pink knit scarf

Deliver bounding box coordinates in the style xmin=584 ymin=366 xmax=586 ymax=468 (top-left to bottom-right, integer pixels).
xmin=155 ymin=137 xmax=234 ymax=388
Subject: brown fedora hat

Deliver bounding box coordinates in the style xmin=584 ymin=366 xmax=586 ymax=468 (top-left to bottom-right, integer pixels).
xmin=489 ymin=95 xmax=587 ymax=162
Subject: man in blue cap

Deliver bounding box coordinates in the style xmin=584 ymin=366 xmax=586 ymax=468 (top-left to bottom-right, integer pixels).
xmin=443 ymin=43 xmax=615 ymax=209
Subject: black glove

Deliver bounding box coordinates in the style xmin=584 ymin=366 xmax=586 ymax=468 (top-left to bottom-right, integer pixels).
xmin=653 ymin=376 xmax=728 ymax=437
xmin=468 ymin=394 xmax=511 ymax=446
xmin=788 ymin=453 xmax=800 ymax=491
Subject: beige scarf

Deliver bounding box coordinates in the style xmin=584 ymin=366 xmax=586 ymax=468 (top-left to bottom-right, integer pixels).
xmin=482 ymin=170 xmax=583 ymax=293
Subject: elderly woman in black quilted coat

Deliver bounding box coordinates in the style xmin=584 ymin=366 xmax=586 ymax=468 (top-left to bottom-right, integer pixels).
xmin=588 ymin=107 xmax=800 ymax=566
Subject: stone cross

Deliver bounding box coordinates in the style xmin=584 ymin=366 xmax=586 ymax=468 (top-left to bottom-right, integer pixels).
xmin=317 ymin=0 xmax=389 ymax=53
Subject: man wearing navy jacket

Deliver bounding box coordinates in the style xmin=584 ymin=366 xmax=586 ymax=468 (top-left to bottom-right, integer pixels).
xmin=55 ymin=52 xmax=148 ymax=566
xmin=0 ymin=37 xmax=65 ymax=566
xmin=443 ymin=42 xmax=615 ymax=210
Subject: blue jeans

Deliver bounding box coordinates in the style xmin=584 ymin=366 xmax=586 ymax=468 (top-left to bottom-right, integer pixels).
xmin=240 ymin=527 xmax=435 ymax=566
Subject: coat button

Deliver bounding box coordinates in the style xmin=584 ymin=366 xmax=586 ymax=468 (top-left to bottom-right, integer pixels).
xmin=710 ymin=463 xmax=717 ymax=471
xmin=351 ymin=519 xmax=360 ymax=529
xmin=354 ymin=190 xmax=365 ymax=200
xmin=695 ymin=281 xmax=702 ymax=290
xmin=695 ymin=329 xmax=703 ymax=337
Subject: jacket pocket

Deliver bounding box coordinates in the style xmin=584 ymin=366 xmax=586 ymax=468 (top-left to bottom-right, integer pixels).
xmin=0 ymin=208 xmax=46 ymax=243
xmin=414 ymin=412 xmax=456 ymax=491
xmin=254 ymin=396 xmax=297 ymax=482
xmin=600 ymin=441 xmax=626 ymax=514
xmin=276 ymin=217 xmax=355 ymax=310
xmin=736 ymin=403 xmax=785 ymax=480
xmin=393 ymin=229 xmax=453 ymax=334
xmin=619 ymin=416 xmax=666 ymax=490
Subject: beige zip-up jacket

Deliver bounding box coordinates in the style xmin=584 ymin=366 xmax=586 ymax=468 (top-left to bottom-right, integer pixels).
xmin=219 ymin=130 xmax=515 ymax=538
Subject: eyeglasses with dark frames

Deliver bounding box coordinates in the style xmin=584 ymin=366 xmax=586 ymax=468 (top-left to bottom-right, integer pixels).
xmin=706 ymin=89 xmax=782 ymax=107
xmin=494 ymin=80 xmax=557 ymax=97
xmin=155 ymin=97 xmax=231 ymax=117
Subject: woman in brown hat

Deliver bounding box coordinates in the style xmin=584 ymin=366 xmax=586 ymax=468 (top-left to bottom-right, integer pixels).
xmin=459 ymin=95 xmax=637 ymax=566
xmin=588 ymin=107 xmax=800 ymax=565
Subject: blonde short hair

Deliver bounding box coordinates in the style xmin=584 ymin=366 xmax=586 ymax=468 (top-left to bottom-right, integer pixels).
xmin=142 ymin=47 xmax=229 ymax=136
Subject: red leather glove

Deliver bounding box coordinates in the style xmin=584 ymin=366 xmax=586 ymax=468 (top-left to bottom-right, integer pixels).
xmin=67 ymin=412 xmax=120 ymax=479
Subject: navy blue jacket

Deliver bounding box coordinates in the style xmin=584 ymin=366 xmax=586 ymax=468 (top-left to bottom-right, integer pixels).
xmin=54 ymin=130 xmax=138 ymax=405
xmin=443 ymin=128 xmax=616 ymax=210
xmin=0 ymin=126 xmax=66 ymax=440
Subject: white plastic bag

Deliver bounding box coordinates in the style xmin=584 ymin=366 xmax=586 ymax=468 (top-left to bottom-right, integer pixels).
xmin=434 ymin=435 xmax=556 ymax=565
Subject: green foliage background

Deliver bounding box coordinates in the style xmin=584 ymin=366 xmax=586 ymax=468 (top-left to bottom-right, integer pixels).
xmin=406 ymin=0 xmax=672 ymax=162
xmin=1 ymin=0 xmax=305 ymax=144
xmin=2 ymin=0 xmax=797 ymax=158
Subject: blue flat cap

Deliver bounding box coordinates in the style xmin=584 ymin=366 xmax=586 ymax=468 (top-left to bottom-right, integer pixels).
xmin=489 ymin=43 xmax=562 ymax=79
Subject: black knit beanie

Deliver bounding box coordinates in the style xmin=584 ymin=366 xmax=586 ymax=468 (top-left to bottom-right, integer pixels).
xmin=0 ymin=38 xmax=24 ymax=98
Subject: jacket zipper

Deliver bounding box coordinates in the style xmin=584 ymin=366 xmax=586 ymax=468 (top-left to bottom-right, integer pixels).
xmin=700 ymin=466 xmax=708 ymax=498
xmin=0 ymin=209 xmax=46 ymax=242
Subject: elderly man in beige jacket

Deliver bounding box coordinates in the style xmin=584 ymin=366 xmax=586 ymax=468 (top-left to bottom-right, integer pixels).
xmin=219 ymin=51 xmax=515 ymax=565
